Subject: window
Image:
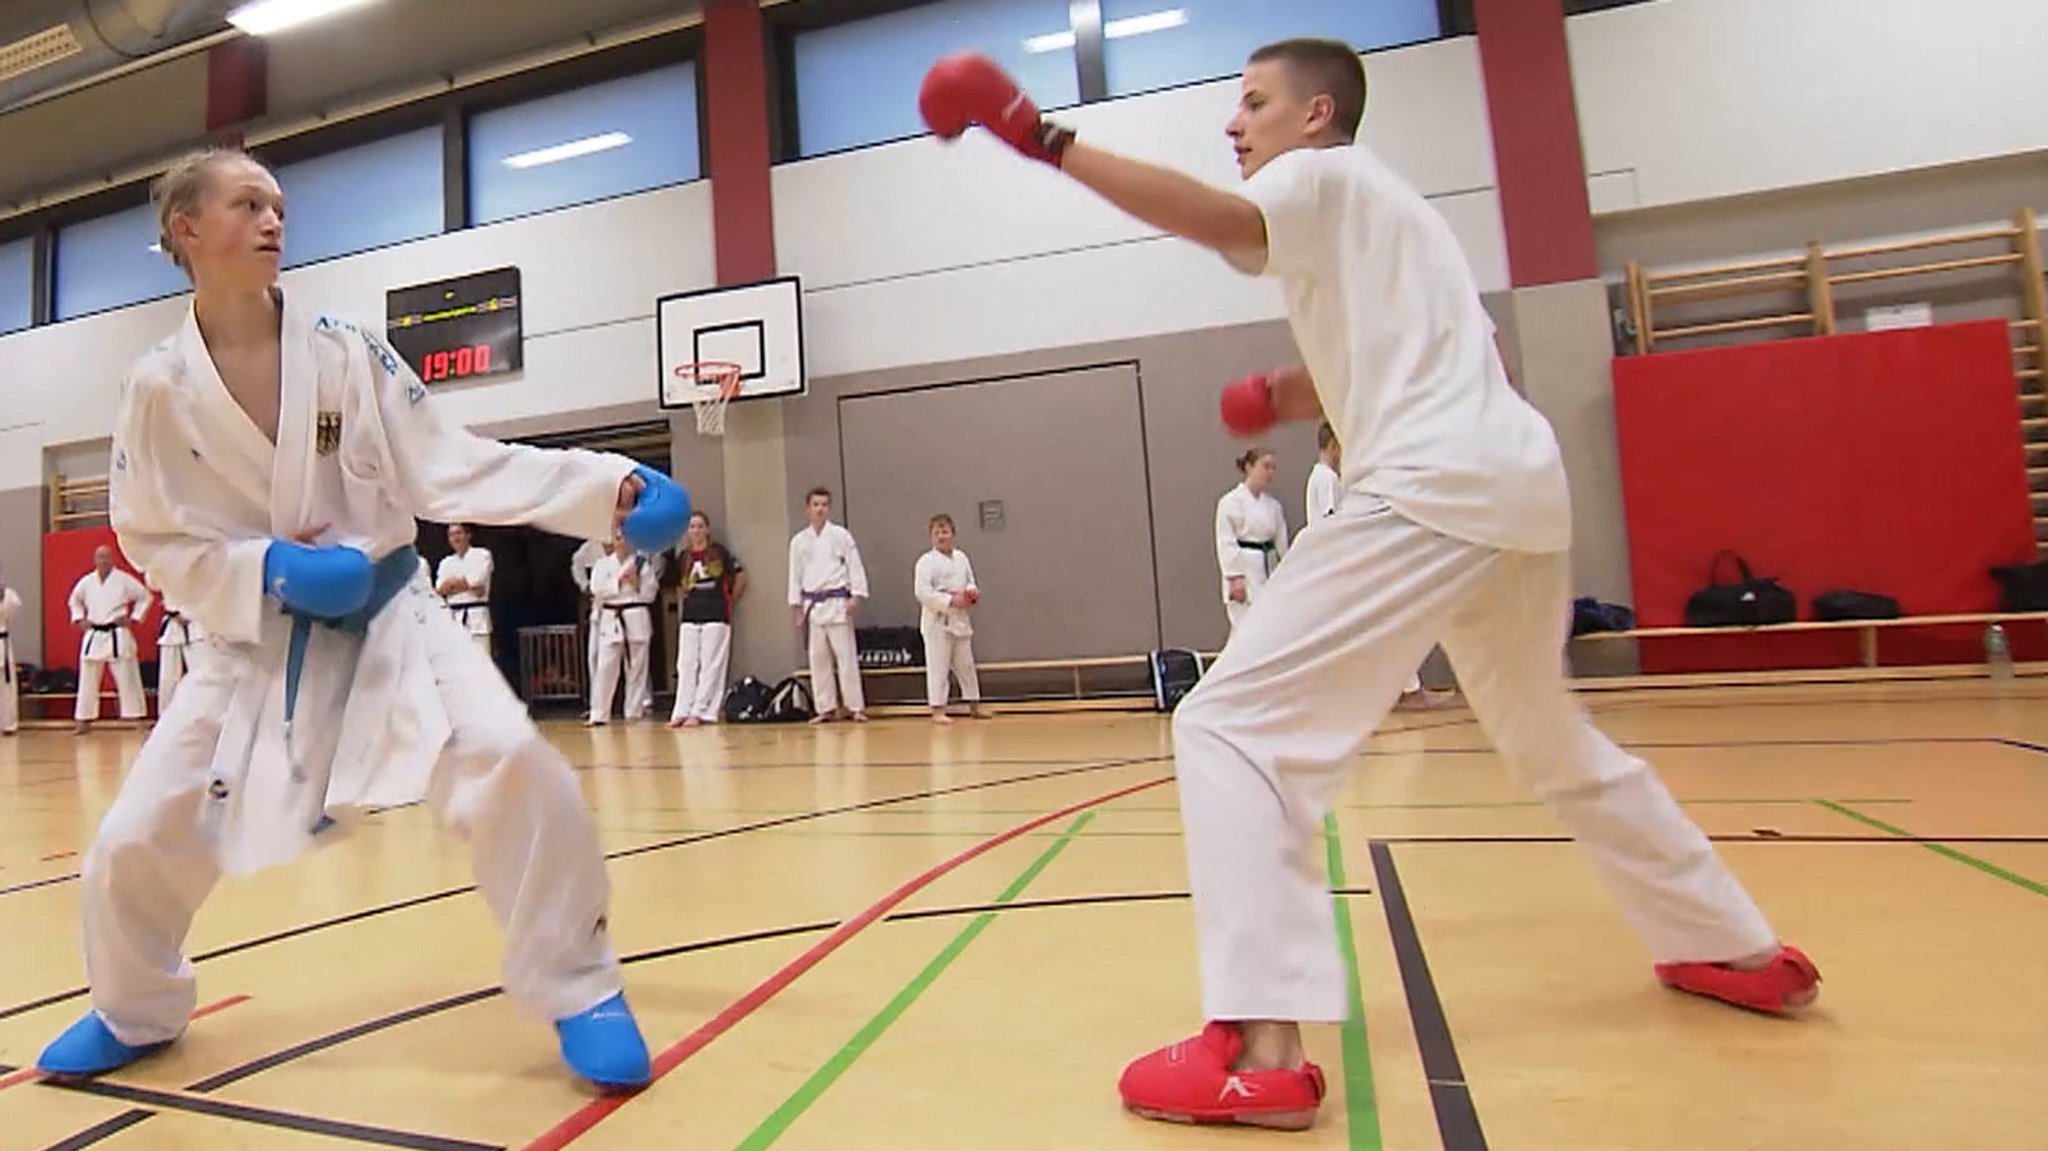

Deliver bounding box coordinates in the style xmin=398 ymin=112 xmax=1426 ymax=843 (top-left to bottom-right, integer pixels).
xmin=1100 ymin=0 xmax=1441 ymax=99
xmin=0 ymin=238 xmax=30 ymax=335
xmin=467 ymin=63 xmax=701 ymax=227
xmin=273 ymin=126 xmax=445 ymax=268
xmin=55 ymin=203 xmax=191 ymax=320
xmin=793 ymin=0 xmax=1078 ymax=158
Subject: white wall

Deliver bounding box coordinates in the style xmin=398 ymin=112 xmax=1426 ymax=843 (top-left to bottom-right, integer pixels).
xmin=776 ymin=36 xmax=1508 ymax=379
xmin=0 ymin=181 xmax=717 ymax=453
xmin=0 ymin=36 xmax=1502 ymax=460
xmin=1571 ymin=0 xmax=2048 ymax=214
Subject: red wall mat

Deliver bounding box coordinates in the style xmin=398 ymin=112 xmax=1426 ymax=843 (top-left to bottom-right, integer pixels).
xmin=1612 ymin=319 xmax=2036 ymax=673
xmin=42 ymin=527 xmax=163 ymax=673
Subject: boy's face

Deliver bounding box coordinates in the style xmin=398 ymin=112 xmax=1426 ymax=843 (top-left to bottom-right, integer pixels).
xmin=806 ymin=495 xmax=831 ymax=527
xmin=931 ymin=521 xmax=954 ymax=551
xmin=1227 ymin=60 xmax=1330 ymax=179
xmin=180 ymin=159 xmax=284 ymax=288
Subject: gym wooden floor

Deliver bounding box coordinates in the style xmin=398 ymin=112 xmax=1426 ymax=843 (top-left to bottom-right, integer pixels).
xmin=2 ymin=678 xmax=2045 ymax=1151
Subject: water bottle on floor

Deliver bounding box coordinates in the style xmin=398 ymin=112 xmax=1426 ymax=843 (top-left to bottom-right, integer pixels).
xmin=1985 ymin=624 xmax=2013 ymax=681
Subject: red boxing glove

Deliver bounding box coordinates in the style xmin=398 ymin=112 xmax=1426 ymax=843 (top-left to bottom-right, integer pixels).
xmin=1220 ymin=374 xmax=1279 ymax=437
xmin=964 ymin=588 xmax=979 ymax=605
xmin=919 ymin=53 xmax=1075 ymax=166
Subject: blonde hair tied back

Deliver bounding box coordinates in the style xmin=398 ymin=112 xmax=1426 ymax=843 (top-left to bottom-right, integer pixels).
xmin=150 ymin=146 xmax=251 ymax=274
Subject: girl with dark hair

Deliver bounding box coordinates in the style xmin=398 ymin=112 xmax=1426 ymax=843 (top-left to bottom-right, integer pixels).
xmin=1214 ymin=446 xmax=1288 ymax=632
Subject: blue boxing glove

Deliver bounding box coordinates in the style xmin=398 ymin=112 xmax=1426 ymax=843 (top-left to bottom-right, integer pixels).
xmin=622 ymin=464 xmax=691 ymax=554
xmin=263 ymin=540 xmax=374 ymax=618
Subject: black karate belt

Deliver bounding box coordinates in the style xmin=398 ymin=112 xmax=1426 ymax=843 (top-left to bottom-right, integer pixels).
xmin=87 ymin=621 xmax=125 ymax=660
xmin=603 ymin=603 xmax=653 ymax=625
xmin=449 ymin=602 xmax=487 ymax=624
xmin=1236 ymin=538 xmax=1278 ymax=573
xmin=0 ymin=630 xmax=10 ymax=685
xmin=159 ymin=612 xmax=186 ymax=645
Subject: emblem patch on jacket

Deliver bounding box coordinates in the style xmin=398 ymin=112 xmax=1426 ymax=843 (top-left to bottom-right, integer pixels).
xmin=315 ymin=411 xmax=343 ymax=456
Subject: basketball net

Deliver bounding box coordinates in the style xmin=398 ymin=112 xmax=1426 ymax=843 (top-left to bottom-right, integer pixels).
xmin=676 ymin=362 xmax=743 ymax=436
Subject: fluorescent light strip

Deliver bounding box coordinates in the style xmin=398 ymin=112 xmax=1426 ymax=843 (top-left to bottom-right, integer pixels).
xmin=501 ymin=131 xmax=633 ymax=170
xmin=227 ymin=0 xmax=384 ymax=36
xmin=1024 ymin=8 xmax=1187 ymax=53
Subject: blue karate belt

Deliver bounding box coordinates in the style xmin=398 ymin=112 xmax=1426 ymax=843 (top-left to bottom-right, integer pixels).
xmin=282 ymin=545 xmax=421 ymax=734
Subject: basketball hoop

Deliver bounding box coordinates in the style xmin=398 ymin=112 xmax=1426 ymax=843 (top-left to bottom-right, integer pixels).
xmin=675 ymin=361 xmax=743 ymax=435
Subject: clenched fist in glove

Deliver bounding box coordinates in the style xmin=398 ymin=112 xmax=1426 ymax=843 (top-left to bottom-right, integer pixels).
xmin=1220 ymin=374 xmax=1279 ymax=437
xmin=919 ymin=53 xmax=1076 ymax=166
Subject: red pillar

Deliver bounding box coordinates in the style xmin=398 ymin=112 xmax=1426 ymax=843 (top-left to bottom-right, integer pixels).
xmin=1473 ymin=0 xmax=1598 ymax=288
xmin=204 ymin=38 xmax=268 ymax=145
xmin=703 ymin=0 xmax=777 ymax=285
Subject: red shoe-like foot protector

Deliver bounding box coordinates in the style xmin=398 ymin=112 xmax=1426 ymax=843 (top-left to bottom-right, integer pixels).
xmin=1655 ymin=945 xmax=1821 ymax=1015
xmin=1118 ymin=1023 xmax=1326 ymax=1130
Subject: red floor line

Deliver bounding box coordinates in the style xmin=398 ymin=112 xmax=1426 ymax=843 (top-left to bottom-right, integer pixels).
xmin=516 ymin=774 xmax=1172 ymax=1151
xmin=38 ymin=851 xmax=76 ymax=862
xmin=0 ymin=994 xmax=251 ymax=1095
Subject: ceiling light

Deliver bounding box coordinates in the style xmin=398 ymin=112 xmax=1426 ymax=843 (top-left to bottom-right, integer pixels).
xmin=227 ymin=0 xmax=384 ymax=37
xmin=1024 ymin=8 xmax=1187 ymax=53
xmin=1106 ymin=9 xmax=1188 ymax=38
xmin=501 ymin=132 xmax=634 ymax=170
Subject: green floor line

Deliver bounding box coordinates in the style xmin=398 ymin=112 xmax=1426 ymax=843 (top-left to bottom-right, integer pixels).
xmin=1324 ymin=814 xmax=1384 ymax=1151
xmin=1814 ymin=799 xmax=2048 ymax=900
xmin=731 ymin=811 xmax=1096 ymax=1150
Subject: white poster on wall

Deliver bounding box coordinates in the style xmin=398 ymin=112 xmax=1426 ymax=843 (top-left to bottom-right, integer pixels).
xmin=1865 ymin=302 xmax=1934 ymax=331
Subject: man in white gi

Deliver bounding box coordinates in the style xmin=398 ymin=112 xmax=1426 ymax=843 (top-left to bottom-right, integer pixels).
xmin=0 ymin=565 xmax=21 ymax=735
xmin=586 ymin=535 xmax=656 ymax=725
xmin=435 ymin=522 xmax=492 ymax=659
xmin=69 ymin=546 xmax=152 ymax=733
xmin=787 ymin=486 xmax=869 ymax=723
xmin=920 ymin=40 xmax=1819 ymax=1131
xmin=913 ymin=513 xmax=985 ymax=723
xmin=570 ymin=536 xmax=608 ymax=702
xmin=154 ymin=592 xmax=204 ymax=717
xmin=35 ymin=146 xmax=691 ymax=1093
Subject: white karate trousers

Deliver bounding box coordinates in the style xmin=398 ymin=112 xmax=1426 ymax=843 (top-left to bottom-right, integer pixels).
xmin=1221 ymin=557 xmax=1272 ymax=633
xmin=807 ymin=619 xmax=865 ymax=715
xmin=449 ymin=601 xmax=492 ymax=662
xmin=922 ymin=627 xmax=981 ymax=709
xmin=157 ymin=644 xmax=187 ymax=717
xmin=1175 ymin=500 xmax=1778 ymax=1023
xmin=590 ymin=605 xmax=652 ymax=722
xmin=78 ymin=630 xmax=147 ymax=723
xmin=0 ymin=639 xmax=17 ymax=735
xmin=77 ymin=603 xmax=620 ymax=1043
xmin=672 ymin=621 xmax=732 ymax=723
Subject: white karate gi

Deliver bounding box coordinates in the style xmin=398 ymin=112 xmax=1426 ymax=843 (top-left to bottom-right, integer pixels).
xmin=90 ymin=293 xmax=635 ymax=1044
xmin=1215 ymin=482 xmax=1288 ymax=631
xmin=70 ymin=567 xmax=152 ymax=722
xmin=0 ymin=586 xmax=21 ymax=734
xmin=1304 ymin=460 xmax=1423 ymax=696
xmin=1305 ymin=460 xmax=1341 ymax=524
xmin=570 ymin=538 xmax=607 ymax=697
xmin=588 ymin=552 xmax=656 ymax=723
xmin=436 ymin=546 xmax=493 ymax=658
xmin=1181 ymin=143 xmax=1775 ymax=1023
xmin=155 ymin=600 xmax=206 ymax=718
xmin=913 ymin=547 xmax=981 ymax=710
xmin=787 ymin=522 xmax=868 ymax=715
xmin=671 ymin=544 xmax=740 ymax=724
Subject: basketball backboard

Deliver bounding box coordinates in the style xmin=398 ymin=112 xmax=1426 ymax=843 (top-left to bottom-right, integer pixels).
xmin=656 ymin=275 xmax=806 ymax=410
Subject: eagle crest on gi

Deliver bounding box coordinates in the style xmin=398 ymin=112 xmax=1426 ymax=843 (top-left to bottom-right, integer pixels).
xmin=315 ymin=411 xmax=343 ymax=456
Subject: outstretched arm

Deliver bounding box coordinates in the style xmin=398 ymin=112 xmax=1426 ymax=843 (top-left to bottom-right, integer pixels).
xmin=1058 ymin=143 xmax=1267 ymax=258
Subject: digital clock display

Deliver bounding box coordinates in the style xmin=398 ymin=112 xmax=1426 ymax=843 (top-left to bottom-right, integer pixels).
xmin=385 ymin=266 xmax=522 ymax=384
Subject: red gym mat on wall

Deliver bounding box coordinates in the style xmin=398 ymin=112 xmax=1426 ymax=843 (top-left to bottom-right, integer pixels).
xmin=1612 ymin=318 xmax=2036 ymax=673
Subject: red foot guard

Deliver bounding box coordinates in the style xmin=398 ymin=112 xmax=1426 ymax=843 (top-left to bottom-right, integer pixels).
xmin=1655 ymin=945 xmax=1821 ymax=1015
xmin=1118 ymin=1022 xmax=1327 ymax=1130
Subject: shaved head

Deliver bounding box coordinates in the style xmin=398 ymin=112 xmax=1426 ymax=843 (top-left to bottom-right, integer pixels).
xmin=1247 ymin=38 xmax=1366 ymax=141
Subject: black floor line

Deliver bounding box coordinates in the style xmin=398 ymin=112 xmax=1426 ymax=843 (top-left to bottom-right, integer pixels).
xmin=1369 ymin=841 xmax=1488 ymax=1151
xmin=39 ymin=1112 xmax=152 ymax=1151
xmin=0 ymin=872 xmax=79 ymax=897
xmin=0 ymin=754 xmax=1165 ymax=1025
xmin=34 ymin=1077 xmax=503 ymax=1151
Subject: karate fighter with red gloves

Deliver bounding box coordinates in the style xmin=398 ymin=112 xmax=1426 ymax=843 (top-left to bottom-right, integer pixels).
xmin=918 ymin=36 xmax=1819 ymax=1132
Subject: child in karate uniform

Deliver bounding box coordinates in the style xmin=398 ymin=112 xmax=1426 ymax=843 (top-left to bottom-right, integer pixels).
xmin=912 ymin=514 xmax=986 ymax=723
